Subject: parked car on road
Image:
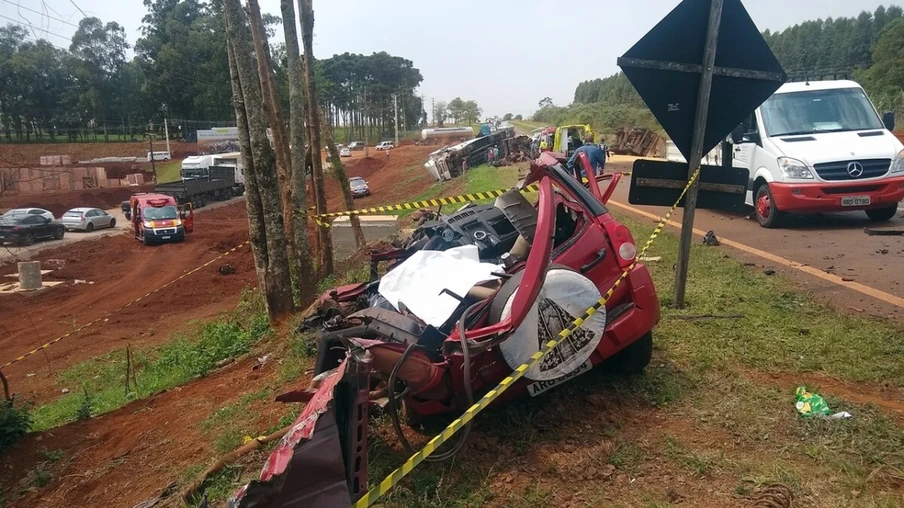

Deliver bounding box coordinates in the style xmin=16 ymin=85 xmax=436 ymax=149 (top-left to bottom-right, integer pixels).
xmin=1 ymin=207 xmax=55 ymax=221
xmin=349 ymin=177 xmax=370 ymax=198
xmin=348 ymin=141 xmax=364 ymax=151
xmin=375 ymin=141 xmax=394 ymax=150
xmin=147 ymin=151 xmax=171 ymax=161
xmin=62 ymin=207 xmax=117 ymax=232
xmin=0 ymin=214 xmax=65 ymax=245
xmin=340 ymin=147 xmax=352 ymax=157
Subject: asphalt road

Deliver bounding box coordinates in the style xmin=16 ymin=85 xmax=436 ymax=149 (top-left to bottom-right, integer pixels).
xmin=604 ymin=155 xmax=904 ymax=319
xmin=0 ymin=195 xmax=246 ymax=264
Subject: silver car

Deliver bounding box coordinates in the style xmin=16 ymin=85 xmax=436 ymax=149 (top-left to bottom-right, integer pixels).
xmin=1 ymin=207 xmax=54 ymax=221
xmin=62 ymin=207 xmax=116 ymax=232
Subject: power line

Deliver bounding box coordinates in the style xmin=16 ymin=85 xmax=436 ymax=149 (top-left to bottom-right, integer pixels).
xmin=67 ymin=0 xmax=86 ymax=18
xmin=0 ymin=13 xmax=70 ymax=41
xmin=1 ymin=0 xmax=79 ymax=28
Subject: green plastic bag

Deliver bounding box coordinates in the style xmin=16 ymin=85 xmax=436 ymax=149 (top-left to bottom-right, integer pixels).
xmin=795 ymin=386 xmax=831 ymax=417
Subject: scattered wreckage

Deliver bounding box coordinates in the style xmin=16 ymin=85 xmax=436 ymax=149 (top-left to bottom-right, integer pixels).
xmin=229 ymin=153 xmax=660 ymax=507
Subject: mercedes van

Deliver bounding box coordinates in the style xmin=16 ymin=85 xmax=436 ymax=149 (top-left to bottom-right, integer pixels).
xmin=730 ymin=80 xmax=904 ymax=227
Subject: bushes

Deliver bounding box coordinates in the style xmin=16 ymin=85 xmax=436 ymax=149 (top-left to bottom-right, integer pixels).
xmin=532 ymin=103 xmax=661 ymax=136
xmin=0 ymin=398 xmax=31 ymax=453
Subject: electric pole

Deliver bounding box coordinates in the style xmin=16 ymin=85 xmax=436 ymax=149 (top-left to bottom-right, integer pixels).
xmin=148 ymin=135 xmax=156 ymax=183
xmin=393 ymin=93 xmax=399 ymax=145
xmin=363 ymin=89 xmax=369 ymax=156
xmin=164 ymin=118 xmax=171 ymax=157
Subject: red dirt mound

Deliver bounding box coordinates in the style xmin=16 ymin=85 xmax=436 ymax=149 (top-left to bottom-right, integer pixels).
xmin=0 ymin=141 xmax=198 ymax=166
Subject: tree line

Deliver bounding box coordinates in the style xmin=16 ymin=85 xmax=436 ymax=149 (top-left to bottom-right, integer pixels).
xmin=0 ymin=0 xmax=425 ymax=143
xmin=549 ymin=5 xmax=904 ymax=135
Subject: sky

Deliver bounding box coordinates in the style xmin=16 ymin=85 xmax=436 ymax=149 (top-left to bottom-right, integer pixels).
xmin=1 ymin=0 xmax=897 ymax=118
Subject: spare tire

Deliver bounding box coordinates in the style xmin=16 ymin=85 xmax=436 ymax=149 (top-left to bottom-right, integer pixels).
xmin=489 ymin=266 xmax=606 ymax=381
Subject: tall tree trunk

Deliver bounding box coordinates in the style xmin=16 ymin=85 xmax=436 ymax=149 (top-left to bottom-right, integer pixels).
xmin=321 ymin=107 xmax=366 ymax=251
xmin=226 ymin=40 xmax=269 ymax=297
xmin=223 ymin=0 xmax=294 ymax=323
xmin=298 ymin=0 xmax=333 ymax=277
xmin=280 ymin=0 xmax=317 ymax=307
xmin=246 ymin=0 xmax=297 ymax=268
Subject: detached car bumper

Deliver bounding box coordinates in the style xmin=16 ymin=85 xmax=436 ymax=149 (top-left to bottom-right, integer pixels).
xmin=770 ymin=176 xmax=904 ymax=213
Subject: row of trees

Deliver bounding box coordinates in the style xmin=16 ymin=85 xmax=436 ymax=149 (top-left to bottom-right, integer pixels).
xmin=431 ymin=97 xmax=482 ymax=127
xmin=552 ymin=5 xmax=904 ymax=134
xmin=0 ymin=1 xmax=425 ymax=143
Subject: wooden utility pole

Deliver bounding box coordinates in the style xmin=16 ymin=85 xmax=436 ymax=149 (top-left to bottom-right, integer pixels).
xmin=299 ymin=0 xmax=333 ymax=277
xmin=322 ymin=107 xmax=366 ymax=251
xmin=672 ymin=0 xmax=724 ymax=308
xmin=393 ymin=93 xmax=399 ymax=146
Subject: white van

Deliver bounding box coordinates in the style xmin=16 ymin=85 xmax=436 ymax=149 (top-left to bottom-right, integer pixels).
xmin=147 ymin=151 xmax=171 ymax=162
xmin=730 ymin=80 xmax=904 ymax=227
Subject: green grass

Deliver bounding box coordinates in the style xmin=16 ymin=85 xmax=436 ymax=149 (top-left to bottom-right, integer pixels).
xmin=154 ymin=159 xmax=182 ymax=183
xmin=29 ymin=290 xmax=271 ymax=431
xmin=510 ymin=119 xmax=546 ymax=134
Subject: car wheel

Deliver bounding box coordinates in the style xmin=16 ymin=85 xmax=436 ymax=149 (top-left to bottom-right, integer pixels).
xmin=754 ymin=184 xmax=783 ymax=228
xmin=23 ymin=233 xmax=35 ymax=246
xmin=603 ymin=332 xmax=653 ymax=375
xmin=142 ymin=234 xmax=150 ymax=246
xmin=866 ymin=205 xmax=897 ymax=222
xmin=86 ymin=222 xmax=95 ymax=232
xmin=54 ymin=228 xmax=64 ymax=240
xmin=109 ymin=218 xmax=116 ymax=228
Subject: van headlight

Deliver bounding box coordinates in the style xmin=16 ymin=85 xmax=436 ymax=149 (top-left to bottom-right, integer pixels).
xmin=891 ymin=149 xmax=904 ymax=173
xmin=777 ymin=157 xmax=814 ymax=179
xmin=143 ymin=221 xmax=153 ymax=228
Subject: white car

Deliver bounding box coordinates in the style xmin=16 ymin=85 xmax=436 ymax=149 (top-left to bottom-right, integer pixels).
xmin=339 ymin=147 xmax=352 ymax=157
xmin=61 ymin=207 xmax=117 ymax=232
xmin=1 ymin=207 xmax=54 ymax=221
xmin=375 ymin=141 xmax=394 ymax=150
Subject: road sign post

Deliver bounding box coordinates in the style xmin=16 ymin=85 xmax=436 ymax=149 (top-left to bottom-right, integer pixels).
xmin=618 ymin=0 xmax=786 ymax=308
xmin=673 ymin=0 xmax=723 ymax=308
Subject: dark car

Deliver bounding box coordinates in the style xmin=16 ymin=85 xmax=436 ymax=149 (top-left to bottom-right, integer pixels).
xmin=349 ymin=177 xmax=370 ymax=198
xmin=0 ymin=214 xmax=65 ymax=246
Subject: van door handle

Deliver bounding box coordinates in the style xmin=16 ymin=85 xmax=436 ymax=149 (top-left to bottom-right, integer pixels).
xmin=581 ymin=248 xmax=607 ymax=273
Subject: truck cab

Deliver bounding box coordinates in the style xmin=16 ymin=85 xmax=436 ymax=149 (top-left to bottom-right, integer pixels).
xmin=731 ymin=80 xmax=904 ymax=227
xmin=128 ymin=193 xmax=194 ymax=245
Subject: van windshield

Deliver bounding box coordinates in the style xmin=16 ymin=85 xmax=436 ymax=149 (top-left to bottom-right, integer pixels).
xmin=761 ymin=87 xmax=884 ymax=137
xmin=144 ymin=205 xmax=178 ymax=220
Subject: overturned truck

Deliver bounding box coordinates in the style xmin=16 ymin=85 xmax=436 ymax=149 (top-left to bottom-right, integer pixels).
xmin=423 ymin=128 xmax=515 ymax=181
xmin=229 ymin=153 xmax=660 ymax=507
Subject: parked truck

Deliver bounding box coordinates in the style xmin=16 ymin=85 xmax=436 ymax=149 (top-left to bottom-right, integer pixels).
xmin=159 ymin=151 xmax=246 ymax=207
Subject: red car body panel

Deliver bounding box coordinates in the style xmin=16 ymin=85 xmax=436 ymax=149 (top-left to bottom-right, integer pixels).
xmin=769 ymin=175 xmax=904 ymax=213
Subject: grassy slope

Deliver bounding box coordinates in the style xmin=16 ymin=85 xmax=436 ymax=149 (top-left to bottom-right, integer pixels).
xmin=154 ymin=160 xmax=182 ymax=183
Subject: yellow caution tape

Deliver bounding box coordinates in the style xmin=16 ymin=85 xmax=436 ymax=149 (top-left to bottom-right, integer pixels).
xmin=306 ymin=171 xmax=632 ymax=227
xmin=0 ymin=241 xmax=251 ymax=371
xmin=352 ymin=168 xmax=695 ymax=508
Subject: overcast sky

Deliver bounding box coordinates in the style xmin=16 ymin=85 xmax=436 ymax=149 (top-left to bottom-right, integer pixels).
xmin=2 ymin=0 xmax=897 ymax=117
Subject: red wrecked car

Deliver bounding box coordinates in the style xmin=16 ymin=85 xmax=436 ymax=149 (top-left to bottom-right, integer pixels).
xmin=228 ymin=153 xmax=660 ymax=507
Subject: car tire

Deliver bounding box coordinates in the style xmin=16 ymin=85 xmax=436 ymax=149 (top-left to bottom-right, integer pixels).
xmin=142 ymin=234 xmax=151 ymax=246
xmin=109 ymin=218 xmax=116 ymax=228
xmin=86 ymin=223 xmax=95 ymax=232
xmin=54 ymin=228 xmax=64 ymax=240
xmin=866 ymin=205 xmax=897 ymax=222
xmin=603 ymin=332 xmax=653 ymax=375
xmin=23 ymin=233 xmax=35 ymax=246
xmin=754 ymin=184 xmax=783 ymax=228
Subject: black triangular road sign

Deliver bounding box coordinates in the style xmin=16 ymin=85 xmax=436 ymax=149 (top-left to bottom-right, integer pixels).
xmin=619 ymin=0 xmax=786 ymax=160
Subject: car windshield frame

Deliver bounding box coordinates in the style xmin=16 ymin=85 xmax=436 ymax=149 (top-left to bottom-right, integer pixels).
xmin=761 ymin=87 xmax=884 ymax=138
xmin=143 ymin=205 xmax=179 ymax=220
xmin=63 ymin=211 xmax=84 ymax=217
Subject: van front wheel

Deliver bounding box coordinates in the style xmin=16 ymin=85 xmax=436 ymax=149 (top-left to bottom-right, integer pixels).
xmin=866 ymin=205 xmax=897 ymax=222
xmin=754 ymin=184 xmax=783 ymax=228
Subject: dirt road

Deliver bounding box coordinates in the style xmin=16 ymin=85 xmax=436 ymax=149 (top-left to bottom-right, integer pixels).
xmin=0 ymin=200 xmax=256 ymax=401
xmin=604 ymin=155 xmax=904 ymax=319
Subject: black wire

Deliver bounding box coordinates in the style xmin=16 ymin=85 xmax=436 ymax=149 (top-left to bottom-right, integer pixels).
xmin=386 ymin=300 xmax=482 ymax=462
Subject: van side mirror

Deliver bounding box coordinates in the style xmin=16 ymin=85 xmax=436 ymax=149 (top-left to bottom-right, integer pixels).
xmin=883 ymin=111 xmax=895 ymax=131
xmin=730 ymin=124 xmax=745 ymax=144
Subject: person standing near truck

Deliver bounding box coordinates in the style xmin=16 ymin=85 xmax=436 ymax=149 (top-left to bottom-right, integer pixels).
xmin=567 ymin=133 xmax=606 ymax=179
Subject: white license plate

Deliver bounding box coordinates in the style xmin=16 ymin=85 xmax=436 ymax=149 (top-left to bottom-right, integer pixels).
xmin=161 ymin=235 xmax=171 ymax=240
xmin=526 ymin=360 xmax=593 ymax=397
xmin=841 ymin=195 xmax=871 ymax=206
